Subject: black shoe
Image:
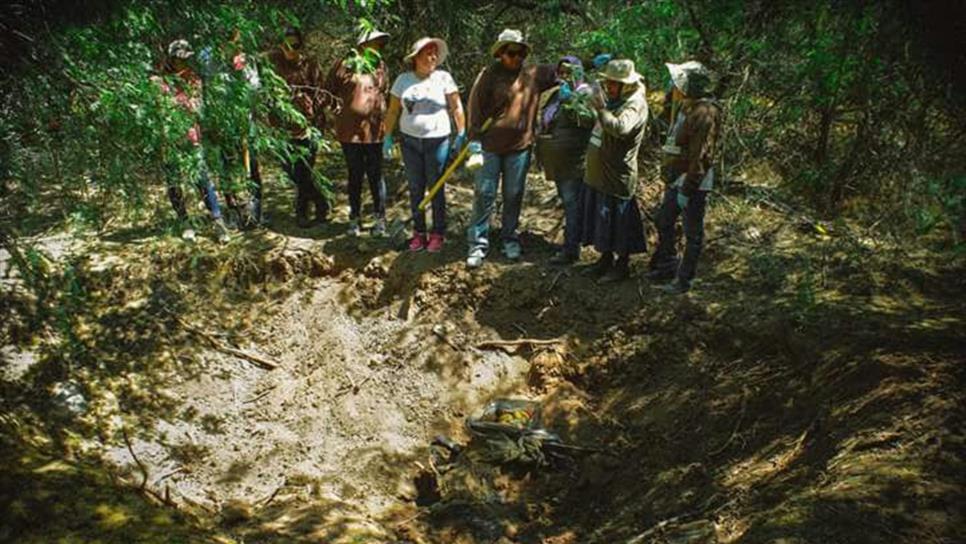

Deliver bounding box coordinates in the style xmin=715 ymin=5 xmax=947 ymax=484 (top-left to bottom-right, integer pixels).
xmin=296 ymin=214 xmax=313 ymax=229
xmin=646 ymin=268 xmax=676 ymax=282
xmin=549 ymin=251 xmax=578 ymax=266
xmin=598 ymin=264 xmax=630 ymax=284
xmin=582 ymin=255 xmax=613 ymax=278
xmin=657 ymin=279 xmax=691 ymax=295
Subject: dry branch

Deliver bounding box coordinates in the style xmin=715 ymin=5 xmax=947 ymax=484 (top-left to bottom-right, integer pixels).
xmin=476 ymin=338 xmax=563 ymax=350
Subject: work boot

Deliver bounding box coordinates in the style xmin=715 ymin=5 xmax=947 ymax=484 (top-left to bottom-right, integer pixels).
xmin=646 ymin=268 xmax=676 ymax=282
xmin=657 ymin=278 xmax=691 ymax=295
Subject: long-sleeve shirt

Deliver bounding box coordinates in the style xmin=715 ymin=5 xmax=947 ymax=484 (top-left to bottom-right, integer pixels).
xmin=467 ymin=62 xmax=558 ymax=155
xmin=671 ymin=99 xmax=722 ymax=195
xmin=324 ymin=58 xmax=388 ymax=144
xmin=268 ymin=49 xmax=327 ymax=138
xmin=151 ymin=72 xmax=203 ymax=147
xmin=584 ymin=86 xmax=649 ymax=198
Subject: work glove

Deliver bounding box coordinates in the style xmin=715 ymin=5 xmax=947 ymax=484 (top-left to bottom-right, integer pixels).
xmin=558 ymin=82 xmax=573 ymax=101
xmin=465 ymin=140 xmax=484 ymax=171
xmin=452 ymin=130 xmax=467 ymax=155
xmin=382 ymin=133 xmax=395 ymax=159
xmin=676 ymin=191 xmax=689 ymax=210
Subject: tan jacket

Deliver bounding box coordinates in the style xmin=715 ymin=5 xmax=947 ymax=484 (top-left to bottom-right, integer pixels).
xmin=324 ymin=58 xmax=388 ymax=143
xmin=584 ymin=86 xmax=649 ymax=198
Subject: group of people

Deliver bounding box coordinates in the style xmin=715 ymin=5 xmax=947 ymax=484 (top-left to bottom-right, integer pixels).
xmin=155 ymin=25 xmax=721 ymax=293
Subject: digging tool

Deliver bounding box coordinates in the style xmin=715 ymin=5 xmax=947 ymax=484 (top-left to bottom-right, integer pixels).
xmin=418 ymin=117 xmax=494 ymax=212
xmin=387 ymin=118 xmax=494 ymax=247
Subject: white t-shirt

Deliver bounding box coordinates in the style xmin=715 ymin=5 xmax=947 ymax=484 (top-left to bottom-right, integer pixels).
xmin=390 ymin=70 xmax=458 ymax=139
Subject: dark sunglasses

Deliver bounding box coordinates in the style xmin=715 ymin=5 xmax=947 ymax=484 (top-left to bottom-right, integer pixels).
xmin=503 ymin=47 xmax=528 ymax=58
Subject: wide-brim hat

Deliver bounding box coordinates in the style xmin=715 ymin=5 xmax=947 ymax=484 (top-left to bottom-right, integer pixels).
xmin=167 ymin=39 xmax=194 ymax=60
xmin=357 ymin=29 xmax=390 ymax=47
xmin=666 ymin=61 xmax=712 ymax=97
xmin=598 ymin=59 xmax=642 ymax=84
xmin=489 ymin=28 xmax=528 ymax=57
xmin=404 ymin=37 xmax=449 ymax=65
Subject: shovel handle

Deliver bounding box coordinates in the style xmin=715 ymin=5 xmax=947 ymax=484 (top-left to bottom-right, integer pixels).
xmin=418 ymin=118 xmax=493 ymax=212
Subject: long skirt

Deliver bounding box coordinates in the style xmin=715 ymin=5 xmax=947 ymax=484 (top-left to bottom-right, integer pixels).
xmin=580 ymin=186 xmax=647 ymax=255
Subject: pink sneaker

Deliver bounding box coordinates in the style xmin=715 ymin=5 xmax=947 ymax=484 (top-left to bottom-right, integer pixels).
xmin=408 ymin=233 xmax=427 ymax=251
xmin=427 ymin=233 xmax=445 ymax=253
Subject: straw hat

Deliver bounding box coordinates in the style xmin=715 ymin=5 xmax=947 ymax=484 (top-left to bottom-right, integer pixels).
xmin=598 ymin=59 xmax=642 ymax=84
xmin=489 ymin=28 xmax=528 ymax=57
xmin=404 ymin=37 xmax=449 ymax=65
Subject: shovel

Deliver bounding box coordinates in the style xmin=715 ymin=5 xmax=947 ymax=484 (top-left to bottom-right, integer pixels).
xmin=387 ymin=118 xmax=494 ymax=248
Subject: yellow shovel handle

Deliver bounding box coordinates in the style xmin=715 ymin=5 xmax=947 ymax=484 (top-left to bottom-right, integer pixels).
xmin=418 ymin=118 xmax=494 ymax=212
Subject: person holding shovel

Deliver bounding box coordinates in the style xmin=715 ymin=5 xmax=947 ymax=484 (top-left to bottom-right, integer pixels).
xmin=580 ymin=59 xmax=649 ymax=283
xmin=325 ymin=28 xmax=390 ymax=237
xmin=464 ymin=29 xmax=559 ymax=268
xmin=383 ymin=37 xmax=465 ymax=252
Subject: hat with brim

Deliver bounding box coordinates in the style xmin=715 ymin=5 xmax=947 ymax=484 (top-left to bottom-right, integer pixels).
xmin=666 ymin=61 xmax=712 ymax=97
xmin=357 ymin=29 xmax=390 ymax=47
xmin=167 ymin=39 xmax=194 ymax=60
xmin=598 ymin=59 xmax=642 ymax=84
xmin=489 ymin=28 xmax=528 ymax=57
xmin=404 ymin=37 xmax=449 ymax=66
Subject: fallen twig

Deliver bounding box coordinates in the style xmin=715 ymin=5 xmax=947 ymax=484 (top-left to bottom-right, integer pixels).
xmin=165 ymin=310 xmax=278 ymax=370
xmin=476 ymin=338 xmax=563 ymax=350
xmin=244 ymin=384 xmax=278 ymax=404
xmin=545 ymin=269 xmax=568 ymax=293
xmin=122 ymin=428 xmax=149 ymax=490
xmin=708 ymin=388 xmax=749 ymax=457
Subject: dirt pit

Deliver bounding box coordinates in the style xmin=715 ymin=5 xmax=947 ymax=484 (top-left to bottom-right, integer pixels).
xmin=104 ymin=276 xmax=532 ymax=524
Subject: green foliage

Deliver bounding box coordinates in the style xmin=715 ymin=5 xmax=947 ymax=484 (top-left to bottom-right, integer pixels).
xmin=343 ymin=46 xmax=384 ymax=75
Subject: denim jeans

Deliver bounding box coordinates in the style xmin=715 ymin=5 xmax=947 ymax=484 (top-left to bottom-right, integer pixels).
xmin=401 ymin=134 xmax=450 ymax=235
xmin=167 ymin=147 xmax=222 ymax=220
xmin=340 ymin=142 xmax=386 ymax=220
xmin=466 ymin=148 xmax=531 ymax=255
xmin=554 ymin=177 xmax=584 ymax=256
xmin=282 ymin=138 xmax=328 ymax=220
xmin=650 ymin=184 xmax=708 ymax=286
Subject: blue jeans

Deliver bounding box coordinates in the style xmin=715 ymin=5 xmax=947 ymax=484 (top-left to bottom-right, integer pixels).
xmin=167 ymin=148 xmax=222 ymax=220
xmin=401 ymin=134 xmax=450 ymax=235
xmin=650 ymin=184 xmax=708 ymax=286
xmin=554 ymin=177 xmax=584 ymax=257
xmin=466 ymin=149 xmax=531 ymax=255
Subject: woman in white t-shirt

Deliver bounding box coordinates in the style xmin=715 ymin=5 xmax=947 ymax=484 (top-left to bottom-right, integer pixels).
xmin=383 ymin=37 xmax=466 ymax=252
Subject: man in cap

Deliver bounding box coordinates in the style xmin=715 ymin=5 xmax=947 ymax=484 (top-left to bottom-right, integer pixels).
xmin=325 ymin=28 xmax=391 ymax=237
xmin=464 ymin=29 xmax=558 ymax=268
xmin=648 ymin=61 xmax=722 ymax=294
xmin=268 ymin=26 xmax=330 ymax=228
